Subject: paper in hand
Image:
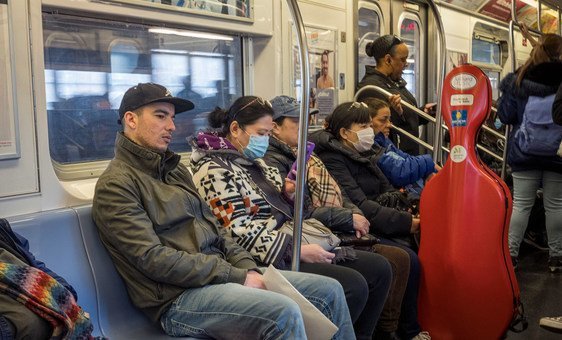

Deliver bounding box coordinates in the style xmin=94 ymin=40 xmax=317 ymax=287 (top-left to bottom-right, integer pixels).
xmin=263 ymin=265 xmax=338 ymax=340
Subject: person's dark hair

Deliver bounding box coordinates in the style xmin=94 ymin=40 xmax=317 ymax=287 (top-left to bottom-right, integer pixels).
xmin=365 ymin=35 xmax=403 ymax=64
xmin=208 ymin=95 xmax=273 ymax=136
xmin=273 ymin=116 xmax=287 ymax=125
xmin=326 ymin=102 xmax=371 ymax=140
xmin=516 ymin=33 xmax=562 ymax=87
xmin=362 ymin=98 xmax=390 ymax=119
xmin=321 ymin=50 xmax=330 ymax=60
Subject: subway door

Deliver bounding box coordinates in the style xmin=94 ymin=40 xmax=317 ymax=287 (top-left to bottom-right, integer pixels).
xmin=392 ymin=1 xmax=429 ymax=153
xmin=354 ymin=0 xmax=389 ymax=89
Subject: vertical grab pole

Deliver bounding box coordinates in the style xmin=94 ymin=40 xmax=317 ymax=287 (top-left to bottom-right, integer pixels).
xmin=426 ymin=0 xmax=446 ymax=164
xmin=286 ymin=0 xmax=310 ymax=271
xmin=501 ymin=20 xmax=516 ymax=180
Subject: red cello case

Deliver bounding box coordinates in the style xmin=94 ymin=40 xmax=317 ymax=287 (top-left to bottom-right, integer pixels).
xmin=418 ymin=64 xmax=522 ymax=339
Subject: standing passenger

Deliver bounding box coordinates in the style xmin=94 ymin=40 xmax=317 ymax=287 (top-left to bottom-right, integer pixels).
xmin=190 ymin=95 xmax=392 ymax=340
xmin=92 ymin=83 xmax=355 ymax=339
xmin=496 ymin=34 xmax=562 ymax=272
xmin=357 ymin=35 xmax=434 ymax=156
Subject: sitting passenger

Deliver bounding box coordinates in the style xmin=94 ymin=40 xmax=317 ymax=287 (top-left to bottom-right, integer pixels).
xmin=0 ymin=218 xmax=92 ymax=339
xmin=364 ymin=98 xmax=439 ymax=191
xmin=189 ymin=95 xmax=392 ymax=339
xmin=310 ymin=101 xmax=420 ymax=241
xmin=310 ymin=101 xmax=428 ymax=339
xmin=264 ymin=95 xmax=430 ymax=340
xmin=92 ymin=83 xmax=355 ymax=339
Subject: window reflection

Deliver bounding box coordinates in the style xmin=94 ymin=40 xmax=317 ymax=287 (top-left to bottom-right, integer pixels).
xmin=43 ymin=13 xmax=243 ymax=164
xmin=357 ymin=6 xmax=381 ymax=84
xmin=400 ymin=18 xmax=420 ymax=102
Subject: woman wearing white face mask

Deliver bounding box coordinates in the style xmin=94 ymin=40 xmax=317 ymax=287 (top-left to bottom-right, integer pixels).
xmin=310 ymin=101 xmax=428 ymax=340
xmin=310 ymin=101 xmax=421 ymax=241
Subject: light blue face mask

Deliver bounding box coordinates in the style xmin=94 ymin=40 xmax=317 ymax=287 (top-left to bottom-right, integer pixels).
xmin=242 ymin=133 xmax=270 ymax=160
xmin=494 ymin=118 xmax=503 ymax=130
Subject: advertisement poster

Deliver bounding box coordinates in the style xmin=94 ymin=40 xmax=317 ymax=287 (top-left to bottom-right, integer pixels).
xmin=446 ymin=50 xmax=468 ymax=73
xmin=0 ymin=4 xmax=19 ymax=160
xmin=291 ymin=25 xmax=337 ymax=126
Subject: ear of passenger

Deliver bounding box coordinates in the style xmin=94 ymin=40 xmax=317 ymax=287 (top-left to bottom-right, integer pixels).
xmin=229 ymin=120 xmax=249 ymax=150
xmin=123 ymin=110 xmax=138 ymax=132
xmin=339 ymin=127 xmax=358 ymax=147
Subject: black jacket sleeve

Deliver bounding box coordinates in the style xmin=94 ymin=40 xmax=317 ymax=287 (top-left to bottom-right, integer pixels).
xmin=319 ymin=153 xmax=412 ymax=237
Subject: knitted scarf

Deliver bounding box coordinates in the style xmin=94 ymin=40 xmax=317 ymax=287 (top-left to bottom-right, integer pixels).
xmin=0 ymin=262 xmax=93 ymax=340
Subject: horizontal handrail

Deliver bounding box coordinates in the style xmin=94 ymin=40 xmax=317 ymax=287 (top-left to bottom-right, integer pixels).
xmin=355 ymin=85 xmax=436 ymax=123
xmin=391 ymin=124 xmax=434 ymax=151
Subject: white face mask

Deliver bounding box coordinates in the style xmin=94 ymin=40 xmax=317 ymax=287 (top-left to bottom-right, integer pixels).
xmin=350 ymin=127 xmax=375 ymax=152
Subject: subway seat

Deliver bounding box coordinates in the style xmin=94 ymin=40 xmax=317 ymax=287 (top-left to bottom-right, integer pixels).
xmin=7 ymin=206 xmax=196 ymax=340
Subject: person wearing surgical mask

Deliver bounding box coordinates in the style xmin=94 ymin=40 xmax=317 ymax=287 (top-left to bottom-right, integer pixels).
xmin=190 ymin=96 xmax=393 ymax=340
xmin=310 ymin=101 xmax=430 ymax=340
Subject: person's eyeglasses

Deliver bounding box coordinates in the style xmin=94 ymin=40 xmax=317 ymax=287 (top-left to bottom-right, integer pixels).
xmin=348 ymin=102 xmax=368 ymax=112
xmin=231 ymin=96 xmax=272 ymax=121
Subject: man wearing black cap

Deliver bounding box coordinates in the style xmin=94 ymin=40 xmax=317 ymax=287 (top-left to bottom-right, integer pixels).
xmin=357 ymin=35 xmax=433 ymax=156
xmin=92 ymin=83 xmax=350 ymax=339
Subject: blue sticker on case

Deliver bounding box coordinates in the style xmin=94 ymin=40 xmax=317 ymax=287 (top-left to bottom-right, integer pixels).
xmin=451 ymin=110 xmax=467 ymax=127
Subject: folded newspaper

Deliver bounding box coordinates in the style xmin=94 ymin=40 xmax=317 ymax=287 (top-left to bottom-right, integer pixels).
xmin=263 ymin=265 xmax=339 ymax=340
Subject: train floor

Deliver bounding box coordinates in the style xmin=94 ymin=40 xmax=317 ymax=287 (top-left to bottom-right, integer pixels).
xmin=506 ymin=242 xmax=562 ymax=339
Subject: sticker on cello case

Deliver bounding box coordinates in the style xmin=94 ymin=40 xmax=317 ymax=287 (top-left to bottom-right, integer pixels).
xmin=450 ymin=73 xmax=477 ymax=90
xmin=450 ymin=145 xmax=467 ymax=163
xmin=450 ymin=94 xmax=474 ymax=106
xmin=451 ymin=110 xmax=467 ymax=127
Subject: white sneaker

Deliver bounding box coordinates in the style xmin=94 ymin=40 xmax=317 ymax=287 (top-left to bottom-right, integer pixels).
xmin=540 ymin=316 xmax=562 ymax=330
xmin=411 ymin=331 xmax=431 ymax=340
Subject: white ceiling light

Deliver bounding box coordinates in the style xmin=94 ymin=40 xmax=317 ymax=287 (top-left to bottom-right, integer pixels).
xmin=148 ymin=28 xmax=233 ymax=41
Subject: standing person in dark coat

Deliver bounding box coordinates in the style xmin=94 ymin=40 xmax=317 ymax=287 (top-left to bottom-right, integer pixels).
xmin=496 ymin=34 xmax=562 ymax=272
xmin=357 ymin=34 xmax=434 ymax=156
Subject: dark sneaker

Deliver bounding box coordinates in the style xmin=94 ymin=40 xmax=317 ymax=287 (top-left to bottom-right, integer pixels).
xmin=548 ymin=256 xmax=562 ymax=273
xmin=511 ymin=256 xmax=519 ymax=270
xmin=523 ymin=230 xmax=549 ymax=251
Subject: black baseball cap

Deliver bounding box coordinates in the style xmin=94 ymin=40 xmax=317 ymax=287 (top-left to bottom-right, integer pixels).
xmin=118 ymin=83 xmax=194 ymax=124
xmin=371 ymin=35 xmax=403 ymax=60
xmin=271 ymin=95 xmax=319 ymax=120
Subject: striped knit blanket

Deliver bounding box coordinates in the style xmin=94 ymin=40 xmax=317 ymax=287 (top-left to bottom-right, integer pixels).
xmin=0 ymin=262 xmax=93 ymax=339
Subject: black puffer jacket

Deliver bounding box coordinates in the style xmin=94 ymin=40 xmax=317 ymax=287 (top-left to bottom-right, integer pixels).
xmin=357 ymin=65 xmax=423 ymax=155
xmin=309 ymin=130 xmax=412 ymax=237
xmin=264 ymin=137 xmax=363 ymax=233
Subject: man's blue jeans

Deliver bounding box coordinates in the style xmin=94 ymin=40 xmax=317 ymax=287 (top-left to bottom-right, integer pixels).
xmin=160 ymin=270 xmax=356 ymax=339
xmin=509 ymin=170 xmax=562 ymax=258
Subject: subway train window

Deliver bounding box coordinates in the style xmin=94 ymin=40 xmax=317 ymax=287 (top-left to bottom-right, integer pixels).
xmin=356 ymin=3 xmax=381 ymax=84
xmin=472 ymin=38 xmax=501 ymax=65
xmin=43 ymin=13 xmax=243 ymax=165
xmin=111 ymin=0 xmax=252 ymax=20
xmin=399 ymin=16 xmax=421 ymax=103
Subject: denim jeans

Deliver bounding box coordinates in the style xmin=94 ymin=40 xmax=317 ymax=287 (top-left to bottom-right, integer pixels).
xmin=509 ymin=170 xmax=562 ymax=258
xmin=160 ymin=269 xmax=356 ymax=340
